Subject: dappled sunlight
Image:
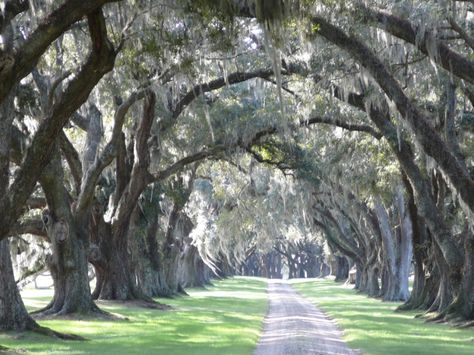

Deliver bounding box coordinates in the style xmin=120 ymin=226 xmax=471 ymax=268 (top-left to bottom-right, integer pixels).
xmin=3 ymin=278 xmax=268 ymax=355
xmin=191 ymin=290 xmax=267 ymax=300
xmin=294 ymin=279 xmax=474 ymax=355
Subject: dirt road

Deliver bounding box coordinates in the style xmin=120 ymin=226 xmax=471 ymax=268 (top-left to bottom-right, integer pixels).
xmin=254 ymin=281 xmax=360 ymax=355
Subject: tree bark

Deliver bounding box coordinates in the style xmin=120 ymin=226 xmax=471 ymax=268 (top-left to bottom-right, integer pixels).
xmin=334 ymin=256 xmax=349 ymax=282
xmin=37 ymin=148 xmax=99 ymax=316
xmin=312 ymin=16 xmax=474 ymax=217
xmin=0 ymin=239 xmax=37 ymax=331
xmin=0 ymin=8 xmax=117 ymax=243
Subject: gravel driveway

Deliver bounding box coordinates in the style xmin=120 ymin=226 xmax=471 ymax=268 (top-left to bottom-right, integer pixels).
xmin=253 ymin=281 xmax=360 ymax=355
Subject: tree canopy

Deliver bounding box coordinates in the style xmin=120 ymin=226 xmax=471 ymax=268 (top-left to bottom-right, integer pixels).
xmin=1 ymin=0 xmax=474 ymax=334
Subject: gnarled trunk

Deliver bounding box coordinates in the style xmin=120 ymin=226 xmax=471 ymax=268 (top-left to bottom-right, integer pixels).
xmin=132 ymin=212 xmax=170 ymax=298
xmin=0 ymin=239 xmax=37 ymax=331
xmin=94 ymin=226 xmax=139 ymax=300
xmin=38 ymin=148 xmax=99 ymax=316
xmin=178 ymin=244 xmax=210 ymax=288
xmin=443 ymin=231 xmax=474 ymax=323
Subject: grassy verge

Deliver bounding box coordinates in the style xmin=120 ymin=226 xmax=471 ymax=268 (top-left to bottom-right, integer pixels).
xmin=292 ymin=278 xmax=474 ymax=355
xmin=0 ymin=277 xmax=268 ymax=355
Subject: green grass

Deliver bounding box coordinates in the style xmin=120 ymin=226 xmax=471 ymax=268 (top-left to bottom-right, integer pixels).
xmin=0 ymin=277 xmax=268 ymax=355
xmin=292 ymin=278 xmax=474 ymax=355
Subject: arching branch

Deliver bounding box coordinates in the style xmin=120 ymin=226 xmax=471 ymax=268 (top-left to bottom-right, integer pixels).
xmin=312 ymin=15 xmax=474 ymax=215
xmin=171 ymin=69 xmax=276 ymax=119
xmin=357 ymin=5 xmax=474 ymax=84
xmin=0 ymin=8 xmax=118 ymax=241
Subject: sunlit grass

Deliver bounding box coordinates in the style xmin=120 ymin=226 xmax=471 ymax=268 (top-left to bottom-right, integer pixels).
xmin=291 ymin=278 xmax=474 ymax=355
xmin=1 ymin=277 xmax=268 ymax=355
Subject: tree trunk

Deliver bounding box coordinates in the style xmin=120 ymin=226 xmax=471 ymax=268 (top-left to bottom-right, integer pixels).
xmin=334 ymin=256 xmax=349 ymax=282
xmin=0 ymin=239 xmax=37 ymax=331
xmin=366 ymin=261 xmax=380 ymax=297
xmin=38 ymin=148 xmax=99 ymax=316
xmin=95 ymin=227 xmax=139 ymax=300
xmin=130 ymin=208 xmax=171 ymax=298
xmin=358 ymin=263 xmax=369 ymax=292
xmin=443 ymin=231 xmax=474 ymax=323
xmin=399 ymin=174 xmax=428 ymax=310
xmin=178 ymin=244 xmax=210 ymax=288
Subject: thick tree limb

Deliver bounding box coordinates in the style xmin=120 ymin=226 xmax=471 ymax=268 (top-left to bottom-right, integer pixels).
xmin=10 ymin=218 xmax=48 ymax=239
xmin=171 ymin=69 xmax=275 ymax=120
xmin=75 ymin=89 xmax=147 ymax=219
xmin=148 ymin=146 xmax=227 ymax=184
xmin=71 ymin=112 xmax=90 ymax=131
xmin=312 ymin=15 xmax=474 ymax=215
xmin=357 ymin=5 xmax=474 ymax=84
xmin=447 ymin=17 xmax=474 ymax=50
xmin=0 ymin=0 xmax=28 ymax=33
xmin=0 ymin=9 xmax=117 ymax=241
xmin=47 ymin=71 xmax=73 ymax=110
xmin=26 ymin=197 xmax=47 ymax=210
xmin=110 ymin=91 xmax=157 ymax=234
xmin=0 ymin=0 xmax=120 ymax=103
xmin=59 ymin=131 xmax=83 ymax=193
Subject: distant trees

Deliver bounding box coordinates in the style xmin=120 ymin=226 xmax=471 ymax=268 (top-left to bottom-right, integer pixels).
xmin=1 ymin=0 xmax=474 ymax=340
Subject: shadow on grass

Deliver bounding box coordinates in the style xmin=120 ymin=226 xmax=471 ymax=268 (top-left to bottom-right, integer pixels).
xmin=293 ymin=279 xmax=474 ymax=355
xmin=1 ymin=277 xmax=268 ymax=355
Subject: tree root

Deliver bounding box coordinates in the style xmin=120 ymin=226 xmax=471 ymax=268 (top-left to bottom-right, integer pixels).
xmin=177 ymin=284 xmax=189 ymax=296
xmin=31 ymin=324 xmax=85 ymax=340
xmin=100 ymin=299 xmax=172 ymax=310
xmin=457 ymin=320 xmax=474 ymax=328
xmin=31 ymin=299 xmax=125 ymax=321
xmin=33 ymin=306 xmax=126 ymax=322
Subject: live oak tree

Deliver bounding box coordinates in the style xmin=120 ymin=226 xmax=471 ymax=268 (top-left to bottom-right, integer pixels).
xmin=2 ymin=0 xmax=474 ymax=343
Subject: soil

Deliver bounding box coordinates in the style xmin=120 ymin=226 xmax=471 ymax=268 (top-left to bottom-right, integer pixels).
xmin=254 ymin=281 xmax=361 ymax=355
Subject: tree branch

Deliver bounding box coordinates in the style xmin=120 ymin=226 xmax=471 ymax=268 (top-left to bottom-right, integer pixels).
xmin=9 ymin=218 xmax=48 ymax=239
xmin=0 ymin=8 xmax=117 ymax=241
xmin=303 ymin=116 xmax=382 ymax=139
xmin=149 ymin=146 xmax=226 ymax=183
xmin=447 ymin=16 xmax=474 ymax=51
xmin=312 ymin=15 xmax=474 ymax=215
xmin=75 ymin=89 xmax=147 ymax=219
xmin=171 ymin=69 xmax=276 ymax=120
xmin=0 ymin=0 xmax=29 ymax=33
xmin=357 ymin=5 xmax=474 ymax=84
xmin=0 ymin=0 xmax=119 ymax=103
xmin=59 ymin=131 xmax=83 ymax=193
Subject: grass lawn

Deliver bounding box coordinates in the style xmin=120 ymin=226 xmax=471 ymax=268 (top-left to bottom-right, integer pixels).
xmin=0 ymin=277 xmax=268 ymax=355
xmin=292 ymin=278 xmax=474 ymax=355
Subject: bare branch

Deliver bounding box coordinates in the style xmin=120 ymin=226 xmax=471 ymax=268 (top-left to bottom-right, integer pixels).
xmin=0 ymin=0 xmax=119 ymax=103
xmin=59 ymin=131 xmax=83 ymax=193
xmin=10 ymin=218 xmax=48 ymax=239
xmin=171 ymin=69 xmax=276 ymax=120
xmin=447 ymin=16 xmax=474 ymax=51
xmin=150 ymin=146 xmax=227 ymax=183
xmin=0 ymin=0 xmax=29 ymax=33
xmin=47 ymin=71 xmax=73 ymax=110
xmin=304 ymin=116 xmax=382 ymax=139
xmin=357 ymin=5 xmax=474 ymax=84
